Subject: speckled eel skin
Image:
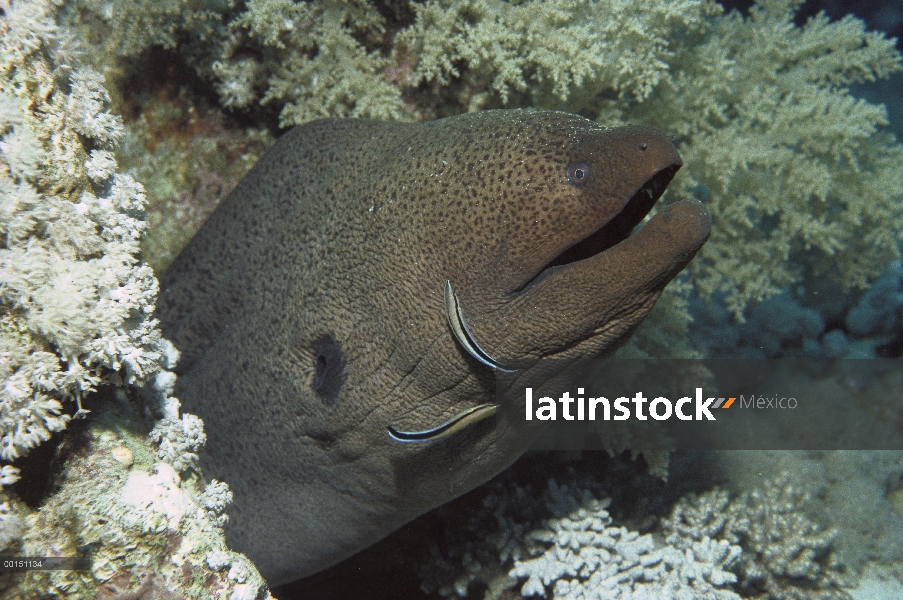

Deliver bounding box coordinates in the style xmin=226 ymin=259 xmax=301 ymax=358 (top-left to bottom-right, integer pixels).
xmin=156 ymin=109 xmax=710 ymax=585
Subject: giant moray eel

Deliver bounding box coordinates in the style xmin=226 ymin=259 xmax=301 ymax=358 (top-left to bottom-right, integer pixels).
xmin=157 ymin=109 xmax=710 ymax=585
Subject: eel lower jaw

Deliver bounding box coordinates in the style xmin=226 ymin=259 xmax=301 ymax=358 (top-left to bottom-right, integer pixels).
xmin=511 ymin=164 xmax=681 ymax=296
xmin=494 ymin=197 xmax=710 ymax=364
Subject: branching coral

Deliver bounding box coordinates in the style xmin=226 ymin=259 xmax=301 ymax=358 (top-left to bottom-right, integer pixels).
xmin=419 ymin=467 xmax=850 ymax=599
xmin=0 ymin=0 xmax=168 ymax=462
xmin=512 ymin=494 xmax=742 ymax=600
xmin=76 ymin=0 xmax=225 ymax=58
xmin=225 ymin=0 xmax=406 ymax=126
xmin=662 ymin=474 xmax=851 ymax=600
xmin=420 ymin=475 xmax=618 ymax=598
xmin=396 ymin=0 xmax=722 ymax=111
xmin=688 ymin=260 xmax=903 ymax=358
xmin=78 ymin=0 xmax=408 ymax=127
xmin=628 ymin=0 xmax=903 ymax=316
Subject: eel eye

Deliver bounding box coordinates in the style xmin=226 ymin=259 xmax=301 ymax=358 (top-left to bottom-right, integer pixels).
xmin=567 ymin=161 xmax=590 ymax=186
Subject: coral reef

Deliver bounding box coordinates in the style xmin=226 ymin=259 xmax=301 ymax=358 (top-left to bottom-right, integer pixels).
xmin=0 ymin=2 xmax=272 ymax=597
xmin=2 ymin=0 xmax=901 ymax=597
xmin=0 ymin=397 xmax=271 ymax=599
xmin=628 ymin=0 xmax=903 ymax=316
xmin=512 ymin=495 xmax=742 ymax=599
xmin=704 ymin=450 xmax=903 ymax=580
xmin=662 ymin=475 xmax=850 ymax=600
xmin=418 ymin=476 xmax=607 ymax=598
xmin=70 ymin=0 xmax=409 ymax=126
xmin=690 ymin=260 xmax=903 ymax=358
xmin=219 ymin=0 xmax=407 ymax=125
xmin=394 ymin=0 xmax=722 ymax=112
xmin=417 ymin=458 xmax=851 ymax=600
xmin=0 ymin=0 xmax=167 ymax=465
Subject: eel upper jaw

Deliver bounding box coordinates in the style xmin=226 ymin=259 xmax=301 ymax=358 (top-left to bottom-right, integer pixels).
xmin=511 ymin=162 xmax=682 ymax=296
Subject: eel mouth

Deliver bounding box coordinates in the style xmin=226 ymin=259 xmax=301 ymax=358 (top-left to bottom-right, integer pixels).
xmin=512 ymin=163 xmax=681 ymax=295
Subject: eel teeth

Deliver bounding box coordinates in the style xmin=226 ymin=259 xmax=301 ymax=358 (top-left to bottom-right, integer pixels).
xmin=444 ymin=280 xmax=518 ymax=373
xmin=388 ymin=403 xmax=500 ymax=443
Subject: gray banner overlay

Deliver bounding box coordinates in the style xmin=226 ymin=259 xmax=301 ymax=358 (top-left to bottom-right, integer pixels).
xmin=495 ymin=359 xmax=903 ymax=450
